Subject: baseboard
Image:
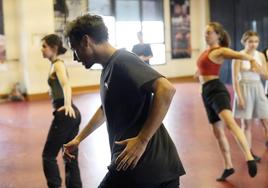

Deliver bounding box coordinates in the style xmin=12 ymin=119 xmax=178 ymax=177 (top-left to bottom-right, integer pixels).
xmin=0 ymin=94 xmax=8 ymax=99
xmin=24 ymin=76 xmax=195 ymax=101
xmin=168 ymin=75 xmax=197 ymax=83
xmin=27 ymin=85 xmax=100 ymax=101
xmin=26 ymin=93 xmax=50 ymax=101
xmin=72 ymin=85 xmax=100 ymax=94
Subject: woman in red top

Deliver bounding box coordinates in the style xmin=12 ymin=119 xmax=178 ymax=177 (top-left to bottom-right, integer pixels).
xmin=197 ymin=22 xmax=259 ymax=181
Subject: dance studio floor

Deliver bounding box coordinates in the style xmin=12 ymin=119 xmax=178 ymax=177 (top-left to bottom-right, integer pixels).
xmin=1 ymin=82 xmax=268 ymax=188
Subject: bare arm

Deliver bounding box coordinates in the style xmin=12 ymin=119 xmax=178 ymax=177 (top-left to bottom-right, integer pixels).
xmin=265 ymin=49 xmax=268 ymax=61
xmin=232 ymin=59 xmax=245 ymax=109
xmin=76 ymin=106 xmax=105 ymax=143
xmin=54 ymin=61 xmax=75 ymax=117
xmin=210 ymin=47 xmax=260 ymax=71
xmin=115 ymin=77 xmax=176 ymax=171
xmin=140 ymin=45 xmax=153 ymax=62
xmin=137 ymin=77 xmax=175 ymax=143
xmin=258 ymin=52 xmax=268 ymax=79
xmin=218 ymin=48 xmax=254 ymax=61
xmin=193 ymin=69 xmax=200 ymax=79
xmin=64 ymin=106 xmax=105 ymax=159
xmin=140 ymin=55 xmax=153 ymax=62
xmin=210 ymin=47 xmax=254 ymax=62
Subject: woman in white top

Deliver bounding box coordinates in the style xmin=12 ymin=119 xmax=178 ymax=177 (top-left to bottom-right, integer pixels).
xmin=232 ymin=31 xmax=268 ymax=162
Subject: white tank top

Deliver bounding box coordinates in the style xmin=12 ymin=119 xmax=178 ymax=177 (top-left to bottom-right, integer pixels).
xmin=240 ymin=51 xmax=262 ymax=81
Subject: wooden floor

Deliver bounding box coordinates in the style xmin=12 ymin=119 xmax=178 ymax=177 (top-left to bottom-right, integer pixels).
xmin=1 ymin=82 xmax=268 ymax=188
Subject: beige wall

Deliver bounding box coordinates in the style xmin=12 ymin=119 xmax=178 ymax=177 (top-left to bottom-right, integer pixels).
xmin=0 ymin=0 xmax=20 ymax=94
xmin=0 ymin=0 xmax=209 ymax=95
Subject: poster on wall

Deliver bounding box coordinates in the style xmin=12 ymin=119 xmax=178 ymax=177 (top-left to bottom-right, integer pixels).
xmin=54 ymin=0 xmax=88 ymax=46
xmin=170 ymin=0 xmax=191 ymax=58
xmin=0 ymin=0 xmax=5 ymax=63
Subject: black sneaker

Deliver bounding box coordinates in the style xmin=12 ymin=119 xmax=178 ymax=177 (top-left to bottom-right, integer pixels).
xmin=247 ymin=160 xmax=257 ymax=177
xmin=216 ymin=168 xmax=235 ymax=182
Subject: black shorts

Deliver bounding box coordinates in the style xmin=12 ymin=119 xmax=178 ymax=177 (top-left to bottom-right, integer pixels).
xmin=201 ymin=79 xmax=231 ymax=124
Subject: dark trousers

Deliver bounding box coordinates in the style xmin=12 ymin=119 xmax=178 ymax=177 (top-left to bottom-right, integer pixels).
xmin=98 ymin=170 xmax=180 ymax=188
xmin=42 ymin=101 xmax=82 ymax=188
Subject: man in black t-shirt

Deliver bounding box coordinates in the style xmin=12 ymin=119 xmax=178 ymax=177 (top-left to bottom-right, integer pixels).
xmin=64 ymin=14 xmax=185 ymax=188
xmin=132 ymin=31 xmax=153 ymax=64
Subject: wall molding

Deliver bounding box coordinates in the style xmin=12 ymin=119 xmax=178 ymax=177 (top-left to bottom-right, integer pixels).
xmin=168 ymin=75 xmax=197 ymax=83
xmin=26 ymin=85 xmax=100 ymax=101
xmin=24 ymin=76 xmax=195 ymax=101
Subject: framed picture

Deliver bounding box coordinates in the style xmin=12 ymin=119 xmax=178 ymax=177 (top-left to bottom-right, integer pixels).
xmin=0 ymin=0 xmax=5 ymax=63
xmin=170 ymin=0 xmax=191 ymax=58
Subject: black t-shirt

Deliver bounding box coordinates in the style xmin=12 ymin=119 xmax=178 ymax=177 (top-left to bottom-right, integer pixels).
xmin=100 ymin=49 xmax=185 ymax=183
xmin=132 ymin=43 xmax=153 ymax=64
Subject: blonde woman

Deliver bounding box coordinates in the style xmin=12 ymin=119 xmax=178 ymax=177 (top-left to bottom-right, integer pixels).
xmin=232 ymin=31 xmax=268 ymax=162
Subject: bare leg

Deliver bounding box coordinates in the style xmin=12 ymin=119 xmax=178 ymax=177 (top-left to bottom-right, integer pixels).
xmin=243 ymin=119 xmax=261 ymax=162
xmin=260 ymin=119 xmax=268 ymax=147
xmin=212 ymin=121 xmax=233 ymax=169
xmin=218 ymin=110 xmax=253 ymax=160
xmin=212 ymin=121 xmax=235 ymax=181
xmin=243 ymin=119 xmax=252 ymax=149
xmin=218 ymin=110 xmax=257 ymax=177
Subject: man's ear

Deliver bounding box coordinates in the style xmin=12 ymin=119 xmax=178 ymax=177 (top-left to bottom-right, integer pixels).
xmin=81 ymin=35 xmax=94 ymax=47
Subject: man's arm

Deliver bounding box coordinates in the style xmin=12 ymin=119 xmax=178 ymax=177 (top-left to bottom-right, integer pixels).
xmin=137 ymin=77 xmax=175 ymax=143
xmin=115 ymin=77 xmax=175 ymax=171
xmin=64 ymin=106 xmax=106 ymax=159
xmin=142 ymin=44 xmax=153 ymax=62
xmin=140 ymin=55 xmax=153 ymax=62
xmin=76 ymin=106 xmax=105 ymax=142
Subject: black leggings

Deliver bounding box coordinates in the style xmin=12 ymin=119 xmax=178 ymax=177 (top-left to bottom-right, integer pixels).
xmin=42 ymin=99 xmax=82 ymax=188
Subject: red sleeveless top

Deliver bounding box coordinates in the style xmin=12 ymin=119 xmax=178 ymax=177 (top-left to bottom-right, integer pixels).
xmin=197 ymin=48 xmax=221 ymax=76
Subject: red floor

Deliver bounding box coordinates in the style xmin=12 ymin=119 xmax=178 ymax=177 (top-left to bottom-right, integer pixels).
xmin=0 ymin=82 xmax=268 ymax=188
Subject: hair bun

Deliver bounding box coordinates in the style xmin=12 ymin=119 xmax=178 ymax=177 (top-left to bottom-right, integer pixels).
xmin=59 ymin=46 xmax=67 ymax=55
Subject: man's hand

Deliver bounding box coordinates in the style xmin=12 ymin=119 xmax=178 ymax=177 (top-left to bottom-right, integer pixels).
xmin=139 ymin=55 xmax=146 ymax=61
xmin=63 ymin=138 xmax=80 ymax=161
xmin=115 ymin=136 xmax=148 ymax=171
